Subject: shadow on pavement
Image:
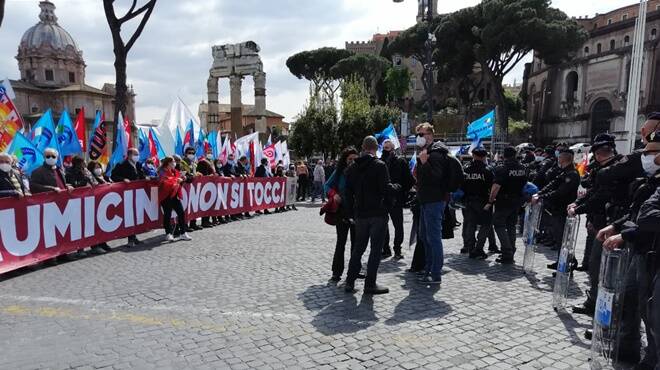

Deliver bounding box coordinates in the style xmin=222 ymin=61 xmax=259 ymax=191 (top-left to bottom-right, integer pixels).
xmin=555 ymin=310 xmax=592 ymax=350
xmin=385 ymin=274 xmax=452 ymax=326
xmin=299 ymin=284 xmax=378 ymax=335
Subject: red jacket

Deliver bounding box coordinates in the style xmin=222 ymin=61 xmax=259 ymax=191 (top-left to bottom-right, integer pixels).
xmin=159 ymin=168 xmax=182 ymax=202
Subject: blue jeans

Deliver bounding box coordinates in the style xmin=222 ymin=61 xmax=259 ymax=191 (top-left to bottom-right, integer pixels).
xmin=420 ymin=201 xmax=446 ymax=280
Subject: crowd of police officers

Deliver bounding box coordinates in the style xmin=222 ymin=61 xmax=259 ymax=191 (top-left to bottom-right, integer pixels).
xmin=458 ymin=112 xmax=660 ymax=368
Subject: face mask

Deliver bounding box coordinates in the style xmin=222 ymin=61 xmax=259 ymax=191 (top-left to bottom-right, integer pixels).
xmin=0 ymin=163 xmax=11 ymax=173
xmin=535 ymin=156 xmax=544 ymax=162
xmin=416 ymin=136 xmax=427 ymax=148
xmin=45 ymin=157 xmax=57 ymax=166
xmin=93 ymin=168 xmax=103 ymax=176
xmin=555 ymin=150 xmax=560 ymax=157
xmin=206 ymin=154 xmax=213 ymax=160
xmin=641 ymin=153 xmax=660 ymax=176
xmin=228 ymin=159 xmax=235 ymax=165
xmin=187 ymin=154 xmax=195 ymax=161
xmin=130 ymin=155 xmax=139 ymax=163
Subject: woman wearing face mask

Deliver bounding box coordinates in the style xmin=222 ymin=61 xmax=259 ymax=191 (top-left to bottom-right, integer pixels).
xmin=87 ymin=160 xmax=110 ymax=185
xmin=142 ymin=158 xmax=158 ymax=179
xmin=158 ymin=157 xmax=192 ymax=242
xmin=324 ymin=147 xmax=363 ymax=282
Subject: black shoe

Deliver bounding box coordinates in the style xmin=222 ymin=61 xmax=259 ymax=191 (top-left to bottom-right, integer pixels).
xmin=460 ymin=248 xmax=468 ymax=254
xmin=488 ymin=247 xmax=501 ymax=254
xmin=264 ymin=210 xmax=271 ymax=215
xmin=192 ymin=225 xmax=203 ymax=231
xmin=547 ymin=262 xmax=558 ymax=270
xmin=330 ymin=276 xmax=341 ymax=282
xmin=572 ymin=304 xmax=595 ymax=317
xmin=364 ymin=285 xmax=389 ymax=295
xmin=495 ymin=257 xmax=514 ymax=264
xmin=584 ymin=329 xmax=592 ymax=340
xmin=470 ymin=251 xmax=488 ymax=260
xmin=575 ymin=264 xmax=589 ymax=272
xmin=201 ymin=223 xmax=213 ymax=228
xmin=344 ymin=283 xmax=356 ymax=293
xmin=100 ymin=243 xmax=112 ymax=252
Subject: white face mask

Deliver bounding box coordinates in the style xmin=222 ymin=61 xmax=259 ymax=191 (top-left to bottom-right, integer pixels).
xmin=206 ymin=154 xmax=213 ymax=160
xmin=187 ymin=154 xmax=195 ymax=161
xmin=130 ymin=155 xmax=139 ymax=163
xmin=641 ymin=153 xmax=660 ymax=176
xmin=45 ymin=157 xmax=57 ymax=166
xmin=535 ymin=156 xmax=544 ymax=162
xmin=416 ymin=136 xmax=427 ymax=148
xmin=93 ymin=168 xmax=103 ymax=176
xmin=0 ymin=163 xmax=11 ymax=173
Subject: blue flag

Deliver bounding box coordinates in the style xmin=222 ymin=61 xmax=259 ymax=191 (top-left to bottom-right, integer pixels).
xmin=149 ymin=128 xmax=166 ymax=160
xmin=106 ymin=113 xmax=128 ymax=176
xmin=467 ymin=110 xmax=495 ymax=140
xmin=195 ymin=128 xmax=207 ymax=159
xmin=29 ymin=109 xmax=61 ymax=155
xmin=207 ymin=131 xmax=219 ymax=159
xmin=375 ymin=122 xmax=401 ymax=157
xmin=409 ymin=151 xmax=417 ymax=175
xmin=56 ymin=109 xmax=83 ymax=156
xmin=175 ymin=126 xmax=184 ymax=157
xmin=8 ymin=132 xmax=45 ymax=175
xmin=183 ymin=119 xmax=195 ymax=150
xmin=138 ymin=128 xmax=150 ymax=162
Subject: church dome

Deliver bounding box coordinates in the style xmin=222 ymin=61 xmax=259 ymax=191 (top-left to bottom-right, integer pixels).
xmin=19 ymin=1 xmax=80 ymax=53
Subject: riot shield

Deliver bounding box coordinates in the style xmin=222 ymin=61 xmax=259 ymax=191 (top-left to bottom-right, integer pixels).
xmin=552 ymin=215 xmax=581 ymax=311
xmin=589 ymin=248 xmax=631 ymax=369
xmin=522 ymin=201 xmax=543 ymax=274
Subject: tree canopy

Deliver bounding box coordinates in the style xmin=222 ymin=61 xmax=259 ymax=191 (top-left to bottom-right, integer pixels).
xmin=383 ymin=67 xmax=412 ymax=103
xmin=330 ymin=54 xmax=391 ymax=87
xmin=286 ymin=47 xmax=354 ymax=101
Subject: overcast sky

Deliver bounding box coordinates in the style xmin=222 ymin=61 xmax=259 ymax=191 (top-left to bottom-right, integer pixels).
xmin=1 ymin=0 xmax=638 ymax=124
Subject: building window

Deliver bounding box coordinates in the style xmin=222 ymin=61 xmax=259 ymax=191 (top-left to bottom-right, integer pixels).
xmin=622 ymin=14 xmax=628 ymax=20
xmin=610 ymin=39 xmax=616 ymax=50
xmin=597 ymin=43 xmax=602 ymax=53
xmin=624 ymin=35 xmax=630 ymax=44
xmin=584 ymin=46 xmax=590 ymax=55
xmin=45 ymin=69 xmax=54 ymax=81
xmin=68 ymin=72 xmax=75 ymax=83
xmin=594 ymin=22 xmax=599 ymax=29
xmin=607 ymin=18 xmax=613 ymax=25
xmin=652 ymin=29 xmax=658 ymax=40
xmin=31 ymin=106 xmax=39 ymax=114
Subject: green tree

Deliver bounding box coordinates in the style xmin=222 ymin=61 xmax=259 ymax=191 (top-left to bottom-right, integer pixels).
xmin=435 ymin=0 xmax=587 ymax=135
xmin=286 ymin=47 xmax=354 ymax=104
xmin=337 ymin=78 xmax=372 ymax=149
xmin=330 ymin=54 xmax=391 ymax=89
xmin=289 ymin=95 xmax=339 ymax=158
xmin=383 ymin=67 xmax=411 ymax=103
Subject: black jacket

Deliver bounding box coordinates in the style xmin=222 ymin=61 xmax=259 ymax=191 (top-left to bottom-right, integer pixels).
xmin=382 ymin=152 xmax=415 ymax=207
xmin=345 ymin=154 xmax=399 ymax=219
xmin=30 ymin=165 xmax=69 ymax=194
xmin=533 ymin=157 xmax=556 ymax=188
xmin=0 ymin=169 xmax=28 ymax=197
xmin=255 ymin=165 xmax=269 ymax=178
xmin=196 ymin=159 xmax=215 ymax=176
xmin=573 ymin=154 xmax=624 ymax=226
xmin=493 ymin=159 xmax=527 ymax=200
xmin=236 ymin=162 xmax=248 ymax=176
xmin=538 ymin=165 xmax=580 ymax=215
xmin=595 ymin=151 xmax=646 ymax=220
xmin=615 ymin=171 xmax=660 ymax=253
xmin=66 ymin=167 xmax=96 ymax=188
xmin=111 ymin=160 xmax=144 ymax=182
xmin=461 ymin=160 xmax=494 ymax=200
xmin=638 ymin=186 xmax=660 ymax=234
xmin=222 ymin=162 xmax=236 ymax=177
xmin=416 ymin=141 xmax=458 ymax=204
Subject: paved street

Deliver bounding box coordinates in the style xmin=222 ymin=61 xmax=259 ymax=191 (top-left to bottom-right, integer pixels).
xmin=0 ymin=206 xmax=594 ymax=370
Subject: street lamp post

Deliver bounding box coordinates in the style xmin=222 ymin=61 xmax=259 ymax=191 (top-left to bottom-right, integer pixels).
xmin=394 ymin=0 xmax=435 ymax=123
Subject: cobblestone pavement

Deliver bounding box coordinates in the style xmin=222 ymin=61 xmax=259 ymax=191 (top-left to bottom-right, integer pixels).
xmin=0 ymin=205 xmax=596 ymax=369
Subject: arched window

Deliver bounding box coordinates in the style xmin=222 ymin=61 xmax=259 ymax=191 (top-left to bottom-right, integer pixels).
xmin=652 ymin=29 xmax=658 ymax=40
xmin=610 ymin=39 xmax=616 ymax=50
xmin=565 ymin=71 xmax=579 ymax=103
xmin=624 ymin=35 xmax=630 ymax=44
xmin=584 ymin=46 xmax=590 ymax=55
xmin=597 ymin=43 xmax=602 ymax=53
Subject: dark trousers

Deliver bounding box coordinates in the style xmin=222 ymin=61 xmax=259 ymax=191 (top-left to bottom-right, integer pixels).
xmin=161 ymin=196 xmax=186 ymax=236
xmin=332 ymin=221 xmax=355 ymax=278
xmin=586 ymin=238 xmax=604 ymax=309
xmin=493 ymin=198 xmax=522 ymax=260
xmin=488 ymin=227 xmax=497 ymax=249
xmin=618 ymin=254 xmax=646 ymax=361
xmin=462 ymin=199 xmax=492 ymax=254
xmin=346 ymin=216 xmax=387 ymax=288
xmin=582 ymin=226 xmax=595 ymax=268
xmin=297 ymin=175 xmax=308 ymax=200
xmin=551 ymin=213 xmax=567 ymax=256
xmin=647 ymin=267 xmax=660 ymax=367
xmin=383 ymin=206 xmax=404 ymax=255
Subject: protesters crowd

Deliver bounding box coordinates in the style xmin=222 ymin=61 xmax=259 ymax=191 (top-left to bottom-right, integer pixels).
xmin=0 ymin=144 xmax=297 ymax=264
xmin=319 ymin=116 xmax=660 ymax=368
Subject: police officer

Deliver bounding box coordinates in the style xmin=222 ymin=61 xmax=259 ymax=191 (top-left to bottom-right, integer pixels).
xmin=461 ymin=146 xmax=494 ymax=260
xmin=568 ymin=133 xmax=624 ymax=317
xmin=534 ymin=146 xmax=558 ymax=246
xmin=486 ymin=146 xmax=528 ymax=264
xmin=533 ymin=148 xmax=580 ymax=268
xmin=598 ymin=126 xmax=660 ymax=366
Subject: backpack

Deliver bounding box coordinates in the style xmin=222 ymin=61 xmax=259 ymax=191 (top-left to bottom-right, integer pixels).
xmin=445 ymin=156 xmax=465 ymax=193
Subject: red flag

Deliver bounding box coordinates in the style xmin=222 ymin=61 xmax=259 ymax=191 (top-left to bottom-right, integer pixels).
xmin=123 ymin=115 xmax=133 ymax=148
xmin=74 ymin=108 xmax=86 ymax=152
xmin=148 ymin=129 xmax=160 ymax=166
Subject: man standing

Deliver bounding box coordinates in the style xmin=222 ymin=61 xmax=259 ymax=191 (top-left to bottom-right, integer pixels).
xmin=460 ymin=147 xmax=494 ymax=260
xmin=255 ymin=158 xmax=272 ymax=215
xmin=111 ymin=147 xmax=145 ymax=247
xmin=381 ymin=139 xmax=415 ymax=260
xmin=0 ymin=153 xmax=30 ymax=198
xmin=415 ymin=122 xmax=463 ymax=284
xmin=344 ymin=136 xmax=399 ymax=295
xmin=487 ymin=146 xmax=528 ymax=264
xmin=312 ymin=160 xmax=326 ymax=203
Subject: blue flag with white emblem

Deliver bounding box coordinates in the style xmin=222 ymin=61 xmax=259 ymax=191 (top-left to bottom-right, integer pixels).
xmin=7 ymin=132 xmax=45 ymax=175
xmin=466 ymin=110 xmax=495 ymax=140
xmin=56 ymin=108 xmax=83 ymax=156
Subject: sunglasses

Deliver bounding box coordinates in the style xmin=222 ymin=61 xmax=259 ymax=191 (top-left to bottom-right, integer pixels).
xmin=45 ymin=155 xmax=57 ymax=159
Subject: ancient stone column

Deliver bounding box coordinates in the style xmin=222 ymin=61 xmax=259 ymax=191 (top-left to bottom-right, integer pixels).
xmin=229 ymin=75 xmax=243 ymax=135
xmin=207 ymin=76 xmax=219 ymax=132
xmin=254 ymin=71 xmax=267 ymax=136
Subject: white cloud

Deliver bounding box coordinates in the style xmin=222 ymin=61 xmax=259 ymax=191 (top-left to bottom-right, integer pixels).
xmin=2 ymin=0 xmax=638 ymax=124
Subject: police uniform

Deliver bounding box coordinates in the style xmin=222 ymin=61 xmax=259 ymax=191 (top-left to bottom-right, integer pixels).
xmin=536 ymin=149 xmax=580 ymax=266
xmin=491 ymin=150 xmax=528 ymax=263
xmin=534 ymin=147 xmax=558 ymax=244
xmin=460 ymin=148 xmax=494 ymax=259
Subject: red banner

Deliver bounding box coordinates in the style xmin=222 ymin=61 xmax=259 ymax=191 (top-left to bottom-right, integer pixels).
xmin=0 ymin=177 xmax=287 ymax=274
